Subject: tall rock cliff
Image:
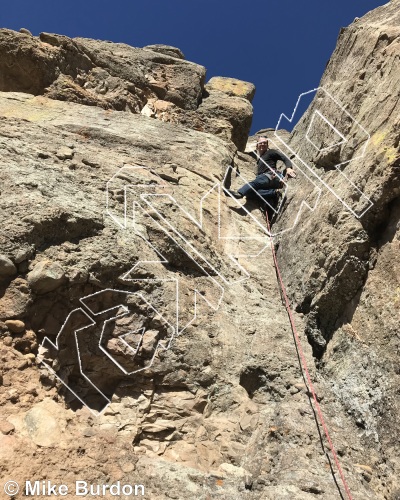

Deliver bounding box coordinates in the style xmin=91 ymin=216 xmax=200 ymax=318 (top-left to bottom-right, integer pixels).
xmin=0 ymin=2 xmax=398 ymax=499
xmin=272 ymin=0 xmax=400 ymax=497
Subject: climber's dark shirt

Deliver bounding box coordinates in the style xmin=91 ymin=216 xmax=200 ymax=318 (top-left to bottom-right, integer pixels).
xmin=256 ymin=149 xmax=292 ymax=176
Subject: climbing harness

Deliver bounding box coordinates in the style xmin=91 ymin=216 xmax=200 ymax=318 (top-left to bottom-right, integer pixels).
xmin=265 ymin=211 xmax=353 ymax=500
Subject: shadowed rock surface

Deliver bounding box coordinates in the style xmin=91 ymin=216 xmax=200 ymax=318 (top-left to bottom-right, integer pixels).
xmin=0 ymin=2 xmax=399 ymax=498
xmin=271 ymin=1 xmax=400 ymax=497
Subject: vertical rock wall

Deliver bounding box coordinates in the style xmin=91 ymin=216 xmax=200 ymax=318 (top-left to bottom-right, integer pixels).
xmin=274 ymin=0 xmax=400 ymax=496
xmin=0 ymin=4 xmax=398 ymax=498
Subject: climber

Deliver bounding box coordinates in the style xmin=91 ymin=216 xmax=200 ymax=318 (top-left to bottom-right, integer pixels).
xmin=226 ymin=137 xmax=296 ymax=202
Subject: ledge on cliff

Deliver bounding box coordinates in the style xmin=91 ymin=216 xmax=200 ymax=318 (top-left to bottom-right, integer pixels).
xmin=0 ymin=29 xmax=254 ymax=150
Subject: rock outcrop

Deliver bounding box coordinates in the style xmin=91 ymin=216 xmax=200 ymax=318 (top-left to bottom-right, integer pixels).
xmin=0 ymin=29 xmax=253 ymax=150
xmin=0 ymin=2 xmax=399 ymax=498
xmin=271 ymin=0 xmax=400 ymax=497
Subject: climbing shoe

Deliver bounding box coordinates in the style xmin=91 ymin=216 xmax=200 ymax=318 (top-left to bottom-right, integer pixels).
xmin=226 ymin=189 xmax=243 ymax=199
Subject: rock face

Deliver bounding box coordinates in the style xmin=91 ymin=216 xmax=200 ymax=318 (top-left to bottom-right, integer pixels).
xmin=0 ymin=3 xmax=398 ymax=498
xmin=0 ymin=254 xmax=17 ymax=278
xmin=27 ymin=260 xmax=66 ymax=294
xmin=206 ymin=76 xmax=256 ymax=101
xmin=271 ymin=0 xmax=400 ymax=497
xmin=0 ymin=29 xmax=253 ymax=150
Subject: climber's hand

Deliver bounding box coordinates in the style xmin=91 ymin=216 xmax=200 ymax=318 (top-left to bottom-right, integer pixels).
xmin=286 ymin=168 xmax=296 ymax=178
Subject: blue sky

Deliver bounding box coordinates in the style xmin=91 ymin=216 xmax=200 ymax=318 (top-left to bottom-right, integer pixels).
xmin=1 ymin=0 xmax=385 ymax=134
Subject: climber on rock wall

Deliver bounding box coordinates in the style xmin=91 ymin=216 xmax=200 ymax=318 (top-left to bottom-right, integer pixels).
xmin=226 ymin=137 xmax=296 ymax=206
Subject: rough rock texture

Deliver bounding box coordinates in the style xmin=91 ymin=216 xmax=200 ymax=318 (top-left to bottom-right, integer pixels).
xmin=205 ymin=76 xmax=256 ymax=101
xmin=0 ymin=254 xmax=17 ymax=278
xmin=271 ymin=1 xmax=400 ymax=497
xmin=0 ymin=3 xmax=398 ymax=499
xmin=143 ymin=44 xmax=185 ymax=60
xmin=1 ymin=89 xmax=365 ymax=499
xmin=0 ymin=29 xmax=252 ymax=150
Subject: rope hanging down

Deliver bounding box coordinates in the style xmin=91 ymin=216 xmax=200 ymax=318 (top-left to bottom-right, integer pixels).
xmin=265 ymin=212 xmax=353 ymax=500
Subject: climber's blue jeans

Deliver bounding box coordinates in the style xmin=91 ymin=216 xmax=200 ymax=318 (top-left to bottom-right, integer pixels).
xmin=238 ymin=174 xmax=277 ymax=199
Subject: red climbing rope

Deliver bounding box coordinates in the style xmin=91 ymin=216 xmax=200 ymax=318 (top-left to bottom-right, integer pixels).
xmin=265 ymin=212 xmax=353 ymax=500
